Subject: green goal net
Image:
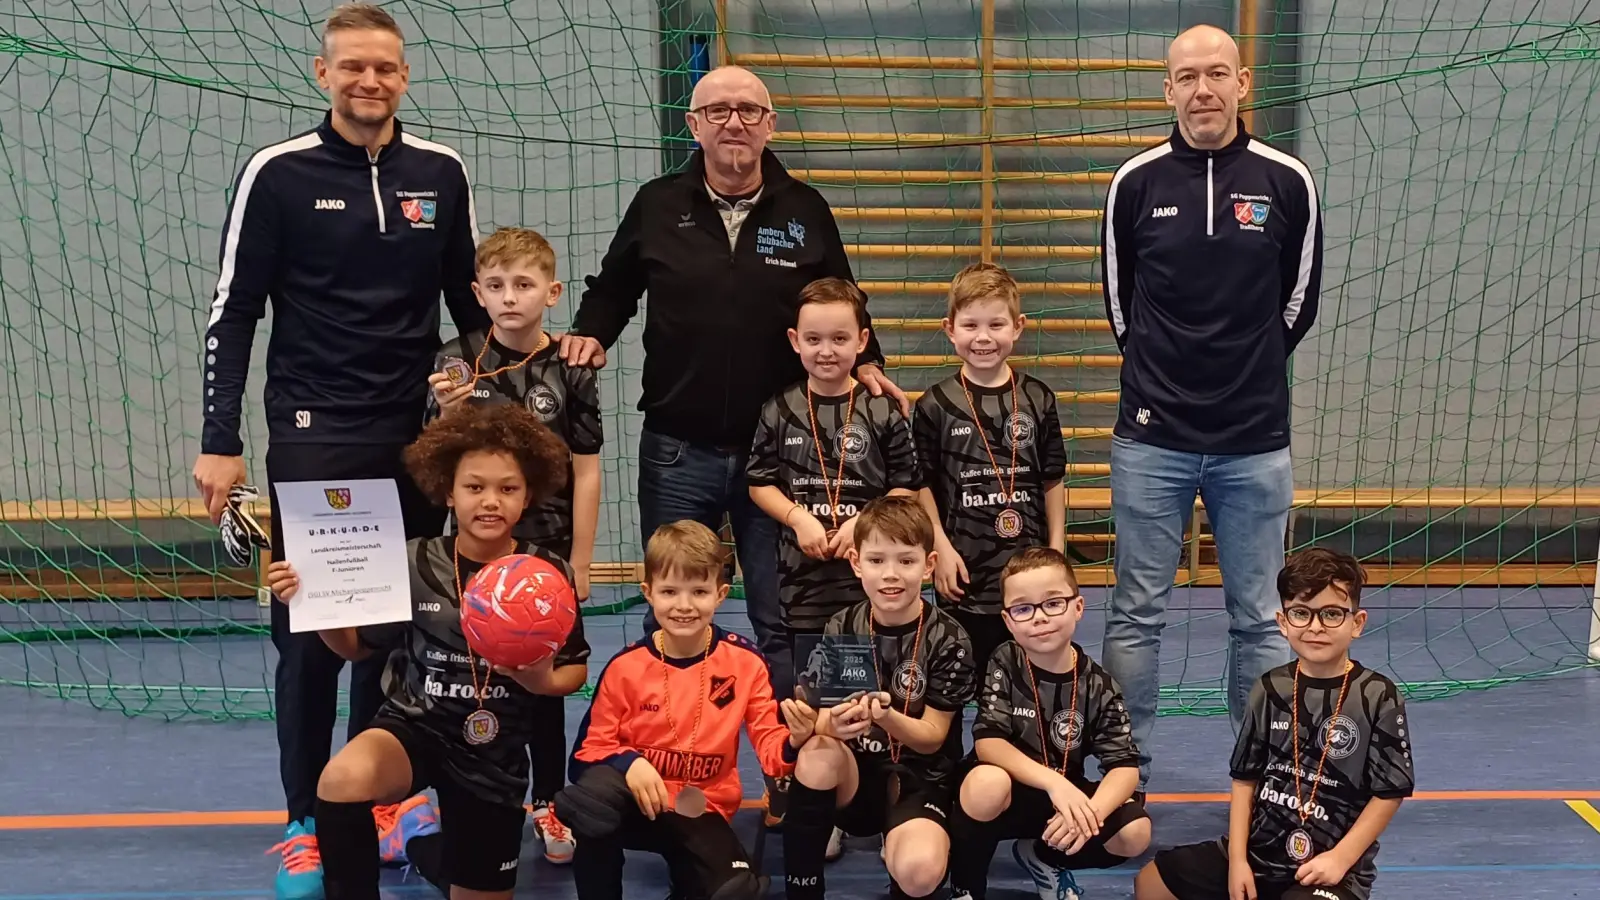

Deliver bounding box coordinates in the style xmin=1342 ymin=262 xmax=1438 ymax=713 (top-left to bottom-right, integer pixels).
xmin=2 ymin=1 xmax=1597 ymax=721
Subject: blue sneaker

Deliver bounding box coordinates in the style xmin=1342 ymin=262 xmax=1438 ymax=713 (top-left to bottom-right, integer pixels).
xmin=376 ymin=794 xmax=440 ymax=865
xmin=1012 ymin=839 xmax=1085 ymax=900
xmin=268 ymin=819 xmax=324 ymax=900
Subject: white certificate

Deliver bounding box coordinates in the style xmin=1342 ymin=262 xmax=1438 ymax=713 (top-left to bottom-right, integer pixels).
xmin=277 ymin=478 xmax=413 ymax=633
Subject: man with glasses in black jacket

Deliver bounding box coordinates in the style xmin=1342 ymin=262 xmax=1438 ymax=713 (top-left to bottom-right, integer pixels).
xmin=559 ymin=64 xmax=907 ymax=824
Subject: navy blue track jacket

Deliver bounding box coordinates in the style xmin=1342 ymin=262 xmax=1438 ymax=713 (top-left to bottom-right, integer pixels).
xmin=1101 ymin=121 xmax=1322 ymax=455
xmin=201 ymin=113 xmax=489 ymax=456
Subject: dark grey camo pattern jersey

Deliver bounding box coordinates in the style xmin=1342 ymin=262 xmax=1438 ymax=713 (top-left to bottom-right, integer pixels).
xmin=434 ymin=332 xmax=603 ymax=554
xmin=824 ymin=600 xmax=975 ymax=786
xmin=362 ymin=536 xmax=591 ymax=807
xmin=972 ymin=640 xmax=1141 ymax=789
xmin=747 ymin=381 xmax=920 ymax=630
xmin=913 ymin=373 xmax=1067 ymax=613
xmin=1226 ymin=661 xmax=1415 ymax=899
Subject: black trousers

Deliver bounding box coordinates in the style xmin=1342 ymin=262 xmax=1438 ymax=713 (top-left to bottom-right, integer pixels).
xmin=267 ymin=441 xmax=444 ymax=823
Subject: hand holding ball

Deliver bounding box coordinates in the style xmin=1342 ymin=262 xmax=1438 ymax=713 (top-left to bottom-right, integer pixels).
xmin=460 ymin=554 xmax=577 ymax=669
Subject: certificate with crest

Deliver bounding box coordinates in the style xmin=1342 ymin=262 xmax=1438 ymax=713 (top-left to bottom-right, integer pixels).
xmin=277 ymin=478 xmax=412 ymax=633
xmin=794 ymin=634 xmax=879 ymax=707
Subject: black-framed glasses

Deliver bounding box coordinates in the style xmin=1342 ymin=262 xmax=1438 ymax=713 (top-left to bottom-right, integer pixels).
xmin=1002 ymin=595 xmax=1079 ymax=623
xmin=1283 ymin=605 xmax=1352 ymax=628
xmin=692 ymin=103 xmax=771 ymax=125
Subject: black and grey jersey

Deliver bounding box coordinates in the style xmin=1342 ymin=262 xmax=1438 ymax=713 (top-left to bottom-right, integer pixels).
xmin=361 ymin=536 xmax=591 ymax=807
xmin=433 ymin=332 xmax=603 ymax=554
xmin=1228 ymin=661 xmax=1415 ymax=897
xmin=747 ymin=381 xmax=920 ymax=629
xmin=971 ymin=641 xmax=1140 ymax=788
xmin=913 ymin=373 xmax=1067 ymax=612
xmin=824 ymin=600 xmax=975 ymax=782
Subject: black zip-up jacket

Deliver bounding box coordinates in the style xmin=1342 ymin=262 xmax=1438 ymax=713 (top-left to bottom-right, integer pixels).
xmin=201 ymin=113 xmax=489 ymax=456
xmin=570 ymin=149 xmax=884 ymax=449
xmin=1101 ymin=121 xmax=1322 ymax=455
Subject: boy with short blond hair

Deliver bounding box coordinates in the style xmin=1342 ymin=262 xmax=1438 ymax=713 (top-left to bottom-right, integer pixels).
xmin=1135 ymin=548 xmax=1415 ymax=900
xmin=560 ymin=520 xmax=803 ymax=900
xmin=780 ymin=495 xmax=976 ymax=900
xmin=427 ymin=224 xmax=602 ymax=861
xmin=951 ymin=547 xmax=1150 ymax=900
xmin=915 ymin=262 xmax=1067 ymax=674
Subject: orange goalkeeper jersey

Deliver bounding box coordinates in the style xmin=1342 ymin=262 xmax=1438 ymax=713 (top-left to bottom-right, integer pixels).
xmin=570 ymin=627 xmax=796 ymax=822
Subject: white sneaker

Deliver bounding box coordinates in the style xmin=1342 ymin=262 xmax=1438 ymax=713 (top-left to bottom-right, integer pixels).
xmin=825 ymin=826 xmax=845 ymax=862
xmin=532 ymin=805 xmax=576 ymax=865
xmin=1012 ymin=839 xmax=1084 ymax=900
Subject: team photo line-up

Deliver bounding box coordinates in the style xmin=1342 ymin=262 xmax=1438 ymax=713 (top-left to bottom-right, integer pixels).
xmin=193 ymin=4 xmax=1414 ymax=900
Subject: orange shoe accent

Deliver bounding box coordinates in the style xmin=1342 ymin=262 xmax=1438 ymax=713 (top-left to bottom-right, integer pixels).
xmin=267 ymin=833 xmax=322 ymax=874
xmin=537 ymin=807 xmax=575 ymax=863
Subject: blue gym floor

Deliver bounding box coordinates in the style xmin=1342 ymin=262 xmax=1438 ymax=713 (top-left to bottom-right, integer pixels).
xmin=3 ymin=586 xmax=1599 ymax=899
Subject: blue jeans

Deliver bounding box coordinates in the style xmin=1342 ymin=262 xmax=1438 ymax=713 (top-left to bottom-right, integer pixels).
xmin=1101 ymin=435 xmax=1294 ymax=787
xmin=637 ymin=429 xmax=786 ymax=695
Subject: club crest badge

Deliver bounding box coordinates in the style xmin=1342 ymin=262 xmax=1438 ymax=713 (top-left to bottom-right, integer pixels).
xmin=1234 ymin=201 xmax=1270 ymax=226
xmin=1321 ymin=714 xmax=1361 ymax=759
xmin=439 ymin=357 xmax=473 ymax=386
xmin=463 ymin=708 xmax=499 ymax=745
xmin=892 ymin=660 xmax=927 ymax=702
xmin=525 ymin=382 xmax=560 ymax=421
xmin=1286 ymin=828 xmax=1314 ymax=862
xmin=836 ymin=423 xmax=871 ymax=463
xmin=401 ymin=198 xmax=437 ymax=224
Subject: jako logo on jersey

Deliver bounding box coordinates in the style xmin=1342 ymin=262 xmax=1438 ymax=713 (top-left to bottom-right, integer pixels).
xmin=1011 ymin=706 xmax=1037 ymax=719
xmin=418 ymin=602 xmax=441 ymax=613
xmin=1311 ymin=890 xmax=1341 ymax=900
xmin=731 ymin=860 xmax=750 ymax=870
xmin=499 ymin=861 xmax=518 ymax=872
xmin=1258 ymin=784 xmax=1328 ymax=821
xmin=951 ymin=424 xmax=972 ymax=437
xmin=785 ymin=436 xmax=805 ymax=446
xmin=1271 ymin=719 xmax=1290 ymax=730
xmin=1152 ymin=205 xmax=1178 ymax=218
xmin=314 ymin=198 xmax=346 ymax=210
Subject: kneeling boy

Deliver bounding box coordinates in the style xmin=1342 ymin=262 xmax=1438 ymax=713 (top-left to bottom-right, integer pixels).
xmin=782 ymin=495 xmax=976 ymax=900
xmin=560 ymin=520 xmax=804 ymax=900
xmin=950 ymin=547 xmax=1150 ymax=900
xmin=1135 ymin=548 xmax=1415 ymax=900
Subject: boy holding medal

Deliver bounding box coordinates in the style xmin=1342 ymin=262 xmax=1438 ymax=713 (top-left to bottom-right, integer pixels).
xmin=264 ymin=404 xmax=591 ymax=900
xmin=913 ymin=263 xmax=1067 ymax=677
xmin=950 ymin=547 xmax=1150 ymax=900
xmin=747 ymin=276 xmax=920 ymax=823
xmin=1135 ymin=548 xmax=1415 ymax=900
xmin=781 ymin=495 xmax=976 ymax=900
xmin=559 ymin=520 xmax=806 ymax=900
xmin=428 ymin=225 xmax=602 ymax=861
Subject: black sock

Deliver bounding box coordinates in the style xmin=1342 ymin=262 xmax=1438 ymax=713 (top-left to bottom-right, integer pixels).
xmin=781 ymin=782 xmax=834 ymax=900
xmin=528 ymin=694 xmax=567 ymax=804
xmin=315 ymin=799 xmax=379 ymax=900
xmin=890 ymin=882 xmax=948 ymax=900
xmin=404 ymin=832 xmax=449 ymax=895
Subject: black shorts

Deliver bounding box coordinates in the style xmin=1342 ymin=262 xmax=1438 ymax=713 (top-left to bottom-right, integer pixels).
xmin=1153 ymin=841 xmax=1364 ymax=900
xmin=980 ymin=780 xmax=1149 ymax=869
xmin=836 ymin=755 xmax=952 ymax=837
xmin=369 ymin=715 xmax=527 ymax=893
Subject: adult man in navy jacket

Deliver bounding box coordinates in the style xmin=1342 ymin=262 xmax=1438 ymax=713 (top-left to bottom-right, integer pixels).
xmin=1099 ymin=24 xmax=1323 ymax=789
xmin=191 ymin=5 xmax=487 ymax=895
